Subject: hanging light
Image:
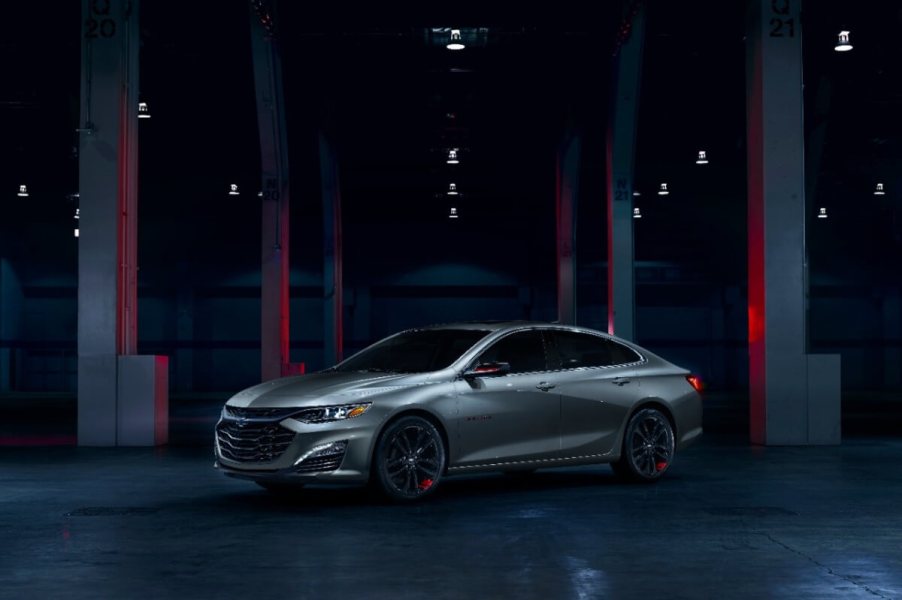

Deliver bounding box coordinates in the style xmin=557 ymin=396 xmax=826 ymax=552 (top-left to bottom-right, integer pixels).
xmin=229 ymin=184 xmax=240 ymax=196
xmin=448 ymin=207 xmax=459 ymax=219
xmin=874 ymin=183 xmax=886 ymax=196
xmin=447 ymin=29 xmax=465 ymax=51
xmin=447 ymin=183 xmax=459 ymax=196
xmin=834 ymin=31 xmax=853 ymax=52
xmin=73 ymin=208 xmax=80 ymax=238
xmin=633 ymin=207 xmax=642 ymax=219
xmin=447 ymin=149 xmax=459 ymax=164
xmin=632 ymin=191 xmax=641 ymax=197
xmin=696 ymin=150 xmax=709 ymax=165
xmin=138 ymin=102 xmax=151 ymax=119
xmin=658 ymin=183 xmax=669 ymax=196
xmin=17 ymin=184 xmax=29 ymax=197
xmin=817 ymin=207 xmax=828 ymax=219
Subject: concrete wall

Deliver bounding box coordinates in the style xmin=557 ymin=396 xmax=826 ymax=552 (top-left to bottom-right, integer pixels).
xmin=3 ymin=257 xmax=900 ymax=394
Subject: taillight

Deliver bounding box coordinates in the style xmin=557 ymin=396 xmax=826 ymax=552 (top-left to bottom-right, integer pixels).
xmin=686 ymin=375 xmax=704 ymax=392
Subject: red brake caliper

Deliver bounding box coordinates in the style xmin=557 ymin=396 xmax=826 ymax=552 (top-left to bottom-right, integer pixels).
xmin=418 ymin=478 xmax=433 ymax=491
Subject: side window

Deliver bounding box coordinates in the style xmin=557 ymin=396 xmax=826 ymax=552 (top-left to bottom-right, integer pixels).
xmin=605 ymin=339 xmax=642 ymax=366
xmin=477 ymin=331 xmax=548 ymax=374
xmin=553 ymin=331 xmax=641 ymax=369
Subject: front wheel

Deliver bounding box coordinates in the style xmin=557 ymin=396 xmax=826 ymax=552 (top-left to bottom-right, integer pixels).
xmin=612 ymin=408 xmax=675 ymax=482
xmin=374 ymin=416 xmax=447 ymax=501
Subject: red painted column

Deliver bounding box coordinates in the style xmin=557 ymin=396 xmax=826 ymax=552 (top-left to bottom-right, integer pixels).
xmin=556 ymin=132 xmax=580 ymax=325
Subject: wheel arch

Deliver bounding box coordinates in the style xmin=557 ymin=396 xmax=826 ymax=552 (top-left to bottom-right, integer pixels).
xmin=369 ymin=408 xmax=452 ymax=478
xmin=614 ymin=396 xmax=679 ymax=460
xmin=630 ymin=398 xmax=678 ymax=439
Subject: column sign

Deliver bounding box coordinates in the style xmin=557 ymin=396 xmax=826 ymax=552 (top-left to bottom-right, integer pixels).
xmin=84 ymin=0 xmax=117 ymax=38
xmin=768 ymin=0 xmax=795 ymax=37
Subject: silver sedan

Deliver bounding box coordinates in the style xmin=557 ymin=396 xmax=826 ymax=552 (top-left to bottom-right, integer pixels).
xmin=215 ymin=322 xmax=703 ymax=501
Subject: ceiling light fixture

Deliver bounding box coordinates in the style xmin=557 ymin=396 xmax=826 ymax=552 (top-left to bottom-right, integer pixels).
xmin=632 ymin=191 xmax=641 ymax=197
xmin=696 ymin=150 xmax=709 ymax=164
xmin=633 ymin=207 xmax=642 ymax=219
xmin=17 ymin=184 xmax=28 ymax=197
xmin=138 ymin=102 xmax=151 ymax=119
xmin=817 ymin=207 xmax=828 ymax=219
xmin=658 ymin=183 xmax=669 ymax=196
xmin=447 ymin=183 xmax=459 ymax=196
xmin=74 ymin=208 xmax=80 ymax=238
xmin=447 ymin=29 xmax=465 ymax=50
xmin=874 ymin=183 xmax=886 ymax=196
xmin=229 ymin=184 xmax=240 ymax=196
xmin=834 ymin=31 xmax=852 ymax=52
xmin=447 ymin=149 xmax=459 ymax=164
xmin=448 ymin=207 xmax=459 ymax=219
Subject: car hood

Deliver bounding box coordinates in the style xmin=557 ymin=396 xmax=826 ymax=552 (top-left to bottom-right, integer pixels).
xmin=226 ymin=371 xmax=436 ymax=408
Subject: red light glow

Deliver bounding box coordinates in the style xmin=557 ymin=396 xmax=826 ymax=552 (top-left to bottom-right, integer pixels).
xmin=686 ymin=375 xmax=704 ymax=392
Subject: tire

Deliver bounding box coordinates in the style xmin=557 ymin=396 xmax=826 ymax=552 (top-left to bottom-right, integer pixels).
xmin=374 ymin=415 xmax=447 ymax=502
xmin=612 ymin=407 xmax=675 ymax=482
xmin=255 ymin=481 xmax=305 ymax=494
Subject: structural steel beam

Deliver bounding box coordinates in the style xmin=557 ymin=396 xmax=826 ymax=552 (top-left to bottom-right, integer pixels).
xmin=250 ymin=5 xmax=291 ymax=381
xmin=320 ymin=132 xmax=343 ymax=367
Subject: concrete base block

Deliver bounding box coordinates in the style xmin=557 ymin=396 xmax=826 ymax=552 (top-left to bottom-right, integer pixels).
xmin=807 ymin=353 xmax=842 ymax=445
xmin=117 ymin=355 xmax=169 ymax=446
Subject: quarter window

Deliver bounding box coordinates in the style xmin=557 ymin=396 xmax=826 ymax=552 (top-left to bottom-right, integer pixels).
xmin=477 ymin=331 xmax=548 ymax=374
xmin=552 ymin=331 xmax=641 ymax=369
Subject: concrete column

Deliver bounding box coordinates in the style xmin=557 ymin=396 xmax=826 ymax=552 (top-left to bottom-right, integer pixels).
xmin=250 ymin=7 xmax=291 ymax=381
xmin=605 ymin=4 xmax=645 ymax=341
xmin=746 ymin=0 xmax=840 ymax=445
xmin=78 ymin=0 xmax=133 ymax=444
xmin=320 ymin=132 xmax=343 ymax=366
xmin=556 ymin=131 xmax=580 ymax=325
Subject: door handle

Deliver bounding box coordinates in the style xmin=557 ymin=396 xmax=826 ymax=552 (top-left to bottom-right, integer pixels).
xmin=611 ymin=378 xmax=631 ymax=387
xmin=536 ymin=382 xmax=556 ymax=392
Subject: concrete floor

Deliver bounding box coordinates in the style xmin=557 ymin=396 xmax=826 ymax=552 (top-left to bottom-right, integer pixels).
xmin=1 ymin=436 xmax=901 ymax=599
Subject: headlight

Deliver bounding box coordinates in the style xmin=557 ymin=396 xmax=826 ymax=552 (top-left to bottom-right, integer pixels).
xmin=292 ymin=402 xmax=372 ymax=424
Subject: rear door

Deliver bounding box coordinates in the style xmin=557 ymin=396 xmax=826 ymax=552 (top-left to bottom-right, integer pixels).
xmin=453 ymin=330 xmax=561 ymax=466
xmin=548 ymin=330 xmax=644 ymax=457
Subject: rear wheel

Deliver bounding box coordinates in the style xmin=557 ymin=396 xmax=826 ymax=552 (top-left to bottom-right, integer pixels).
xmin=612 ymin=408 xmax=675 ymax=482
xmin=374 ymin=416 xmax=446 ymax=502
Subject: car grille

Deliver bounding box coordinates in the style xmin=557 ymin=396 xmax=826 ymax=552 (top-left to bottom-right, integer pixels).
xmin=224 ymin=405 xmax=299 ymax=420
xmin=216 ymin=421 xmax=295 ymax=464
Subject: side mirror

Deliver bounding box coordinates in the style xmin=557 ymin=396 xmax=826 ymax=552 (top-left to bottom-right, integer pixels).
xmin=463 ymin=362 xmax=511 ymax=379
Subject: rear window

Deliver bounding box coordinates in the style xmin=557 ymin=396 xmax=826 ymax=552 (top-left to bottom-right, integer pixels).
xmin=551 ymin=331 xmax=641 ymax=369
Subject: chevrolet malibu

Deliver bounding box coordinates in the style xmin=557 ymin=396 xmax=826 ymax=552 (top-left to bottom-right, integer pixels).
xmin=215 ymin=322 xmax=703 ymax=501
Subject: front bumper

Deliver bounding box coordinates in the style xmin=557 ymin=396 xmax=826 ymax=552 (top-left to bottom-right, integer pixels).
xmin=214 ymin=412 xmax=379 ymax=484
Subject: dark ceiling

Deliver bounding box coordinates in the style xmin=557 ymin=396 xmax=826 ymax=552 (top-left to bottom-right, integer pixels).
xmin=1 ymin=0 xmax=900 ymax=288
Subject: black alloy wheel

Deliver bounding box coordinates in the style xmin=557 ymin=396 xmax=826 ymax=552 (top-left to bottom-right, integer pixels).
xmin=375 ymin=416 xmax=446 ymax=501
xmin=612 ymin=407 xmax=675 ymax=482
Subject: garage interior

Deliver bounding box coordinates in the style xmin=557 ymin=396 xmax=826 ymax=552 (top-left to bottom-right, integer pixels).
xmin=1 ymin=0 xmax=901 ymax=598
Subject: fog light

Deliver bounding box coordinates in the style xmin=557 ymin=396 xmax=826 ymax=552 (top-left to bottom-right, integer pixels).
xmin=294 ymin=440 xmax=348 ymax=466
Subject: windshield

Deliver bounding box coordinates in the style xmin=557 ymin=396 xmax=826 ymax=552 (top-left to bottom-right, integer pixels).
xmin=334 ymin=329 xmax=491 ymax=373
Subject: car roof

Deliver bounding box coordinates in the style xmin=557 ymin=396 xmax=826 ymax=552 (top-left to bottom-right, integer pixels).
xmin=416 ymin=321 xmax=590 ymax=333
